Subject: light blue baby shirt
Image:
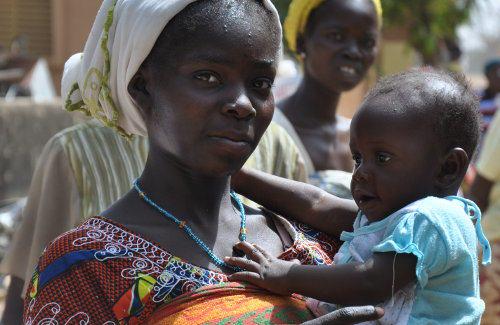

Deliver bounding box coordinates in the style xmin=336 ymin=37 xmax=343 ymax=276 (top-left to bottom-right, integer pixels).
xmin=336 ymin=196 xmax=491 ymax=325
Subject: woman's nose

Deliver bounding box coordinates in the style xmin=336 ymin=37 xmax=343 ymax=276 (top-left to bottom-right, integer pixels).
xmin=343 ymin=41 xmax=362 ymax=60
xmin=222 ymin=92 xmax=256 ymax=120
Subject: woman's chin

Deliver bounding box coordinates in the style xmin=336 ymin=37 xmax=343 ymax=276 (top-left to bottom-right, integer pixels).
xmin=190 ymin=157 xmax=248 ymax=179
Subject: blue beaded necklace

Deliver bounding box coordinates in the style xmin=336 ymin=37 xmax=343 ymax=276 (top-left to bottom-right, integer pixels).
xmin=133 ymin=179 xmax=246 ymax=271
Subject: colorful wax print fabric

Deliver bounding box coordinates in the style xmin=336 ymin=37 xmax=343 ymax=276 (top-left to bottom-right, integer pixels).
xmin=23 ymin=216 xmax=339 ymax=324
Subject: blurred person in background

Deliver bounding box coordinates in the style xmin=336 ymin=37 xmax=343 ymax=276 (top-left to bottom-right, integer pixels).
xmin=464 ymin=59 xmax=500 ymax=192
xmin=273 ymin=0 xmax=382 ymax=198
xmin=479 ymin=59 xmax=500 ymax=135
xmin=469 ymin=110 xmax=500 ymax=325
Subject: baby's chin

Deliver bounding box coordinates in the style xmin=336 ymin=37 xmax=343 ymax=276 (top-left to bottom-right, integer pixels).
xmin=361 ymin=205 xmax=399 ymax=223
xmin=363 ymin=212 xmax=386 ymax=223
xmin=363 ymin=203 xmax=414 ymax=223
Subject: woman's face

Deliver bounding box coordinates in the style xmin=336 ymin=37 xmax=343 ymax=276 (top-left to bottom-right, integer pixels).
xmin=486 ymin=64 xmax=500 ymax=93
xmin=139 ymin=9 xmax=280 ymax=177
xmin=301 ymin=0 xmax=379 ymax=92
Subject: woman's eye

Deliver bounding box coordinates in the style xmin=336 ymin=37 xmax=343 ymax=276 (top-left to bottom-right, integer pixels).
xmin=362 ymin=37 xmax=376 ymax=49
xmin=253 ymin=78 xmax=273 ymax=90
xmin=328 ymin=31 xmax=343 ymax=42
xmin=376 ymin=153 xmax=391 ymax=163
xmin=194 ymin=72 xmax=220 ymax=85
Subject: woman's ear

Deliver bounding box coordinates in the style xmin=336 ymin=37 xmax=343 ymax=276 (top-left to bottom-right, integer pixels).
xmin=435 ymin=148 xmax=469 ymax=192
xmin=296 ymin=35 xmax=306 ymax=60
xmin=128 ymin=68 xmax=152 ymax=118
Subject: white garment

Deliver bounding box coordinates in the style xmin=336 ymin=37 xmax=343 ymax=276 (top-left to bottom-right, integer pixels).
xmin=308 ymin=207 xmax=418 ymax=325
xmin=334 ymin=212 xmax=416 ymax=325
xmin=62 ymin=0 xmax=282 ymax=137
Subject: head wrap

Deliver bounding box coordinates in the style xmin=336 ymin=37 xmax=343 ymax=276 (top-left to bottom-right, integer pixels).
xmin=62 ymin=0 xmax=282 ymax=137
xmin=284 ymin=0 xmax=383 ymax=54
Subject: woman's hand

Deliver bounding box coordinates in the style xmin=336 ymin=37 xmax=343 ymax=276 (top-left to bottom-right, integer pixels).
xmin=225 ymin=241 xmax=299 ymax=295
xmin=301 ymin=306 xmax=384 ymax=324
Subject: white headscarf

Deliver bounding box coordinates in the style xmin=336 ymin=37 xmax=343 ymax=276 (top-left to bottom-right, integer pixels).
xmin=62 ymin=0 xmax=282 ymax=137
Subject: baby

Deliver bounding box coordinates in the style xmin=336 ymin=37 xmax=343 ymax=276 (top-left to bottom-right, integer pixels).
xmin=227 ymin=69 xmax=491 ymax=324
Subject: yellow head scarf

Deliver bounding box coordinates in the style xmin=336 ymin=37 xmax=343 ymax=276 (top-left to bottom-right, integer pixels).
xmin=284 ymin=0 xmax=382 ymax=54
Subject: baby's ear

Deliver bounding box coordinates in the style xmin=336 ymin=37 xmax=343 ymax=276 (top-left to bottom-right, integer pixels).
xmin=435 ymin=148 xmax=469 ymax=191
xmin=127 ymin=67 xmax=152 ymax=118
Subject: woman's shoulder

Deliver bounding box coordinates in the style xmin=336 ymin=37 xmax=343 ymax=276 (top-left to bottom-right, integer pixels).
xmin=23 ymin=218 xmax=118 ymax=322
xmin=33 ymin=218 xmax=101 ymax=269
xmin=23 ymin=217 xmax=166 ymax=323
xmin=34 ymin=216 xmax=173 ymax=269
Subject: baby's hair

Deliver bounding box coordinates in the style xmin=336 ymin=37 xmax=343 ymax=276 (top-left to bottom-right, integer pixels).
xmin=363 ymin=69 xmax=481 ymax=159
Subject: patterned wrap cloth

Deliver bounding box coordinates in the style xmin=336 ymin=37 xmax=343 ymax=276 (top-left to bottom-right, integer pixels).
xmin=284 ymin=0 xmax=383 ymax=54
xmin=23 ymin=216 xmax=340 ymax=324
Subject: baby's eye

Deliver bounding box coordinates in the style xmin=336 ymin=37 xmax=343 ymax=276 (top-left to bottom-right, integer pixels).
xmin=194 ymin=72 xmax=221 ymax=86
xmin=352 ymin=154 xmax=362 ymax=166
xmin=376 ymin=153 xmax=391 ymax=164
xmin=252 ymin=78 xmax=273 ymax=90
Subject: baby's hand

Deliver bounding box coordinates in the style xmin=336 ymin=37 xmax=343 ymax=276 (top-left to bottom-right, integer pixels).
xmin=225 ymin=241 xmax=299 ymax=296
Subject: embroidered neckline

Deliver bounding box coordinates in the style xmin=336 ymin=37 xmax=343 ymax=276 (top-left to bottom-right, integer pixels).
xmin=83 ymin=214 xmax=331 ymax=275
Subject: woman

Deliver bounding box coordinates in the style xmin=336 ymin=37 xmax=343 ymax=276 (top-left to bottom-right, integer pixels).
xmin=478 ymin=59 xmax=500 ymax=136
xmin=274 ymin=0 xmax=382 ymax=196
xmin=22 ymin=0 xmax=382 ymax=323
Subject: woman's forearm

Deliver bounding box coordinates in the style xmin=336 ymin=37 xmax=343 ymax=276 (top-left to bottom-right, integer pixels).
xmin=232 ymin=168 xmax=357 ymax=236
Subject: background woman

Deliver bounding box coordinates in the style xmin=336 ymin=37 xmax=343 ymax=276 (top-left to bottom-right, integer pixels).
xmin=274 ymin=0 xmax=382 ymax=197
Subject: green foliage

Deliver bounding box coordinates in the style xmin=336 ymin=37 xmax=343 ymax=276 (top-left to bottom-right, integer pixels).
xmin=382 ymin=0 xmax=474 ymax=65
xmin=272 ymin=0 xmax=474 ymax=66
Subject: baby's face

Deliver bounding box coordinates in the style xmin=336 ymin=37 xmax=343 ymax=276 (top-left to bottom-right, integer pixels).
xmin=349 ymin=102 xmax=442 ymax=222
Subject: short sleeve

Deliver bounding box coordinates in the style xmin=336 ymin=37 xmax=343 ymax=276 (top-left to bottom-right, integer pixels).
xmin=477 ymin=112 xmax=500 ymax=181
xmin=372 ymin=213 xmax=448 ymax=288
xmin=22 ymin=229 xmax=117 ymax=323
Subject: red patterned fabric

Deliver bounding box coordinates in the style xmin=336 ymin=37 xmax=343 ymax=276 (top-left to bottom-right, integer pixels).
xmin=23 ymin=216 xmax=340 ymax=324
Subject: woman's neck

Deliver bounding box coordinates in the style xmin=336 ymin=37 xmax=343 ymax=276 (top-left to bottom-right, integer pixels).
xmin=138 ymin=146 xmax=234 ymax=225
xmin=283 ymin=74 xmax=341 ymax=127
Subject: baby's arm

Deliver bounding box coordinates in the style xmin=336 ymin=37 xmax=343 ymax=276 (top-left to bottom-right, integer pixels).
xmin=232 ymin=168 xmax=357 ymax=237
xmin=226 ymin=242 xmax=416 ymax=306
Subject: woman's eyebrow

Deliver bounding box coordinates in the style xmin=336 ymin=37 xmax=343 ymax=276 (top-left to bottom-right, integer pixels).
xmin=187 ymin=54 xmax=233 ymax=65
xmin=183 ymin=55 xmax=275 ymax=69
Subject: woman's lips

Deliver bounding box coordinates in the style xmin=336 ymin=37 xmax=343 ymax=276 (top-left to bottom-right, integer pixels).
xmin=338 ymin=65 xmax=361 ymax=80
xmin=208 ymin=135 xmax=252 ymax=155
xmin=340 ymin=66 xmax=357 ymax=75
xmin=337 ymin=61 xmax=364 ymax=81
